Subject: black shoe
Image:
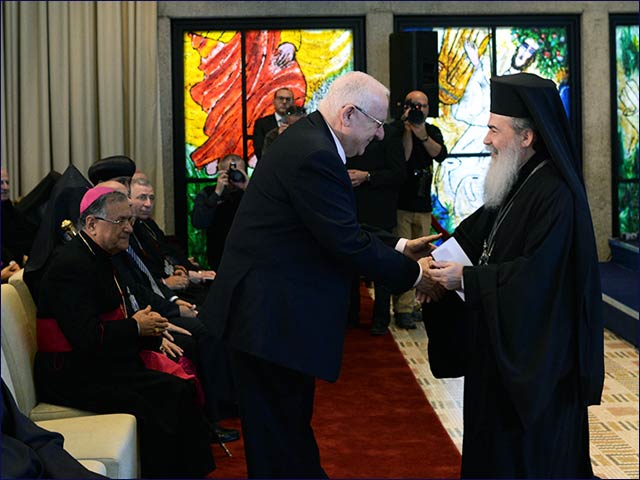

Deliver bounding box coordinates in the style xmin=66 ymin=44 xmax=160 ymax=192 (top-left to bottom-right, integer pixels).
xmin=370 ymin=325 xmax=388 ymax=336
xmin=212 ymin=424 xmax=240 ymax=443
xmin=370 ymin=318 xmax=389 ymax=336
xmin=395 ymin=312 xmax=417 ymax=330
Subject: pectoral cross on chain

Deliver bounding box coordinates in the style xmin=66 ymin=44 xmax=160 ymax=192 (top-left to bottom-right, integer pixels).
xmin=479 ymin=240 xmax=492 ymax=266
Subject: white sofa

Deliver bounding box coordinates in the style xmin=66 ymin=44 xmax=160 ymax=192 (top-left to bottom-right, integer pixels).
xmin=1 ymin=281 xmax=140 ymax=478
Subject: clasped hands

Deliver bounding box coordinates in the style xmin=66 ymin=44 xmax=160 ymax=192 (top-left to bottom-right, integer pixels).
xmin=403 ymin=234 xmax=464 ymax=303
xmin=133 ymin=305 xmax=193 ymax=358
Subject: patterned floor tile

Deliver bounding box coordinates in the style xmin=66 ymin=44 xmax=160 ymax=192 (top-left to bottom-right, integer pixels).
xmin=390 ymin=320 xmax=639 ymax=479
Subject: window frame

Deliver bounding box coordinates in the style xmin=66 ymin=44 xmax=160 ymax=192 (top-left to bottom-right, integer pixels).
xmin=170 ymin=16 xmax=365 ymax=256
xmin=609 ymin=14 xmax=639 ymax=238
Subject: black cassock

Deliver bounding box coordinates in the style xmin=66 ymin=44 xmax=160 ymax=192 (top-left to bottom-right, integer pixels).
xmin=424 ymin=153 xmax=602 ymax=478
xmin=34 ymin=233 xmax=215 ymax=478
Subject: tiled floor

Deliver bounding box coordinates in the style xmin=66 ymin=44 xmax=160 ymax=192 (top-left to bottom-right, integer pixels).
xmin=390 ymin=322 xmax=639 ymax=479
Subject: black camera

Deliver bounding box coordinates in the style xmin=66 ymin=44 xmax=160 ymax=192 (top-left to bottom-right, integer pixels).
xmin=228 ymin=161 xmax=245 ymax=183
xmin=403 ymin=101 xmax=426 ymax=125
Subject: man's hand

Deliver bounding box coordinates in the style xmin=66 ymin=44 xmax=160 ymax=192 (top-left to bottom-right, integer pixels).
xmin=405 ymin=120 xmax=429 ymax=141
xmin=178 ymin=305 xmax=198 ymax=318
xmin=415 ymin=257 xmax=446 ymax=303
xmin=188 ymin=270 xmax=216 ymax=284
xmin=133 ymin=305 xmax=169 ymax=337
xmin=215 ymin=171 xmax=229 ymax=196
xmin=347 ymin=169 xmax=369 ymax=187
xmin=230 ymin=169 xmax=249 ymax=191
xmin=1 ymin=261 xmax=20 ymax=282
xmin=176 ymin=299 xmax=198 ymax=317
xmin=160 ymin=338 xmax=183 ymax=359
xmin=166 ymin=322 xmax=192 ymax=337
xmin=429 ymin=261 xmax=464 ymax=291
xmin=403 ymin=234 xmax=442 ymax=261
xmin=163 ymin=275 xmax=189 ymax=290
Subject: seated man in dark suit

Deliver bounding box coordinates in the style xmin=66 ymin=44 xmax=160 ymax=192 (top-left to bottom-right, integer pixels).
xmin=129 ymin=177 xmax=215 ymax=306
xmin=251 ymin=87 xmax=295 ymax=161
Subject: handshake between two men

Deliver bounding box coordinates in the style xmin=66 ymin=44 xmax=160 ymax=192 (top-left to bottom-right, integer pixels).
xmin=401 ymin=234 xmax=458 ymax=304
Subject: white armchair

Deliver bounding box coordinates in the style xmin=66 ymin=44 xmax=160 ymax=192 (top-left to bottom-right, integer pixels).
xmin=1 ymin=282 xmax=140 ymax=478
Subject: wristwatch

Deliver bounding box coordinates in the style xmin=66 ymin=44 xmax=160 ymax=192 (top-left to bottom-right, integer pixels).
xmin=366 ymin=172 xmax=371 ymax=182
xmin=419 ymin=134 xmax=429 ymax=142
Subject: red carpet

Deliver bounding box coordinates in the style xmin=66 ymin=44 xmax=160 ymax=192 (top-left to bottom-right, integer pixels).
xmin=210 ymin=283 xmax=461 ymax=478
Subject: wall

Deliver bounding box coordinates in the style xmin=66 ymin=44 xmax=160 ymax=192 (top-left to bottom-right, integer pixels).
xmin=157 ymin=1 xmax=639 ymax=260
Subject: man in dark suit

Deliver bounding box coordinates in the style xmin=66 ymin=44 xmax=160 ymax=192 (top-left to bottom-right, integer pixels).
xmin=200 ymin=71 xmax=435 ymax=478
xmin=251 ymin=87 xmax=294 ymax=161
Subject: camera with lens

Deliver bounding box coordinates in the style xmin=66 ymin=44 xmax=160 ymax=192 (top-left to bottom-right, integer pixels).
xmin=228 ymin=161 xmax=246 ymax=183
xmin=403 ymin=101 xmax=426 ymax=125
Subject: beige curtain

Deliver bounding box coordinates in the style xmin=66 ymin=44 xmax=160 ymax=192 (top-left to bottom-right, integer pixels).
xmin=1 ymin=0 xmax=165 ymax=224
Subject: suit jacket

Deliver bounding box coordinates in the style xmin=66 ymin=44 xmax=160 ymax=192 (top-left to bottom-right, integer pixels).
xmin=252 ymin=114 xmax=278 ymax=160
xmin=346 ymin=123 xmax=406 ymax=231
xmin=201 ymin=111 xmax=419 ymax=382
xmin=131 ymin=219 xmax=197 ymax=279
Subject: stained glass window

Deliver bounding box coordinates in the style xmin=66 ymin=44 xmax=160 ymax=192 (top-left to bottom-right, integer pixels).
xmin=611 ymin=19 xmax=639 ymax=238
xmin=174 ymin=20 xmax=361 ymax=266
xmin=398 ymin=17 xmax=578 ymax=233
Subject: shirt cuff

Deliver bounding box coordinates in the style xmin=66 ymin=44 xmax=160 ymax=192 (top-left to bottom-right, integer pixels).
xmin=395 ymin=238 xmax=407 ymax=254
xmin=412 ymin=263 xmax=423 ymax=288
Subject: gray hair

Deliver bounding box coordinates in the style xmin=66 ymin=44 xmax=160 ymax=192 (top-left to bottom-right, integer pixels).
xmin=511 ymin=116 xmax=536 ymax=135
xmin=77 ymin=191 xmax=129 ymax=230
xmin=131 ymin=177 xmax=152 ymax=188
xmin=511 ymin=116 xmax=539 ymax=150
xmin=318 ymin=71 xmax=389 ymax=119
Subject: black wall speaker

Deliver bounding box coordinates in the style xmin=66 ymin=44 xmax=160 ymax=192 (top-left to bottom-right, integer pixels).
xmin=389 ymin=31 xmax=439 ymax=118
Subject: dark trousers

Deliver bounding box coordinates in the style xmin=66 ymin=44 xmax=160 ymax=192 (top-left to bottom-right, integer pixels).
xmin=349 ymin=274 xmax=392 ymax=327
xmin=229 ymin=348 xmax=328 ymax=479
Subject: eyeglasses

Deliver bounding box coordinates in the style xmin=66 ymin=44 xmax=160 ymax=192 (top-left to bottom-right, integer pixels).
xmin=94 ymin=215 xmax=135 ymax=227
xmin=353 ymin=105 xmax=384 ymax=129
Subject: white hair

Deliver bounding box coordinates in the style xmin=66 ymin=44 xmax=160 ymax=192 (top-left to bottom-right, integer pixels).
xmin=318 ymin=71 xmax=389 ymax=119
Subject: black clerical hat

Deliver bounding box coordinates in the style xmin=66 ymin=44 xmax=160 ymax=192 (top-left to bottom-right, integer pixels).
xmin=490 ymin=73 xmax=557 ymax=118
xmin=88 ymin=155 xmax=136 ymax=185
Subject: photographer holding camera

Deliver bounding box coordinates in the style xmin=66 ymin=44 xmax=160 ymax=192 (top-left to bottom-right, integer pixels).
xmin=391 ymin=90 xmax=448 ymax=329
xmin=192 ymin=154 xmax=248 ymax=270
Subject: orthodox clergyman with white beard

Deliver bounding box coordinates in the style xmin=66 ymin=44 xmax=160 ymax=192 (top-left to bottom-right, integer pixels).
xmin=423 ymin=73 xmax=604 ymax=478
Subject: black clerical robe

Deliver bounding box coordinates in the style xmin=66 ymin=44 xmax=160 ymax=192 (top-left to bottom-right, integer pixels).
xmin=424 ymin=153 xmax=601 ymax=478
xmin=1 ymin=200 xmax=37 ymax=267
xmin=34 ymin=233 xmax=214 ymax=478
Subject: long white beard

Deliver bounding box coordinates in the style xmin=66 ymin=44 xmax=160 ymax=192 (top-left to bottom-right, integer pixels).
xmin=483 ymin=141 xmax=528 ymax=209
